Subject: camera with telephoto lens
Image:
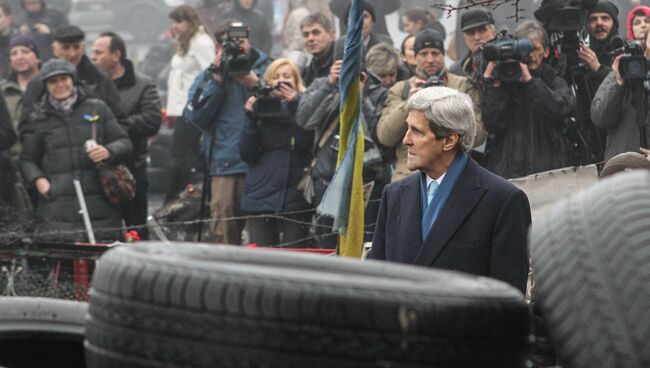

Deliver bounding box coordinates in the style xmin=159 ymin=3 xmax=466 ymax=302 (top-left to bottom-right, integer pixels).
xmin=482 ymin=32 xmax=534 ymax=82
xmin=220 ymin=22 xmax=254 ymax=76
xmin=609 ymin=36 xmax=649 ymax=82
xmin=417 ymin=75 xmax=445 ymax=88
xmin=252 ymin=81 xmax=291 ymax=119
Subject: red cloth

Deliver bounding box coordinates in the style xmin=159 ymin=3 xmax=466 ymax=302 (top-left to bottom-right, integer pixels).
xmin=627 ymin=6 xmax=650 ymax=40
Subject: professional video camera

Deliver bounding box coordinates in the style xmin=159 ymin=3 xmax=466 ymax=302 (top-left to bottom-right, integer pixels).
xmin=609 ymin=36 xmax=649 ymax=82
xmin=252 ymin=81 xmax=291 ymax=118
xmin=482 ymin=32 xmax=534 ymax=82
xmin=417 ymin=75 xmax=445 ymax=88
xmin=220 ymin=22 xmax=253 ymax=76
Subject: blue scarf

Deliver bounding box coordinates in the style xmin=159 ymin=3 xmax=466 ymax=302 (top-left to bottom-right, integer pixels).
xmin=420 ymin=151 xmax=469 ymax=240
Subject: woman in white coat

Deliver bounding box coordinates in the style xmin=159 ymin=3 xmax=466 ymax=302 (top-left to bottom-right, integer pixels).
xmin=166 ymin=4 xmax=215 ymax=202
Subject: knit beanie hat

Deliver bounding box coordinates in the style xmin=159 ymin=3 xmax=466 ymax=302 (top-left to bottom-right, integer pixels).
xmin=9 ymin=35 xmax=39 ymax=58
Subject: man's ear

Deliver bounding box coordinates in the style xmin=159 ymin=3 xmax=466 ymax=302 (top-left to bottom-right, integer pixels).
xmin=544 ymin=47 xmax=550 ymax=58
xmin=442 ymin=133 xmax=460 ymax=152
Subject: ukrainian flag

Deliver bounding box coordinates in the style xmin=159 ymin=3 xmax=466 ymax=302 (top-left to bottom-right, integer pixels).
xmin=317 ymin=0 xmax=365 ymax=258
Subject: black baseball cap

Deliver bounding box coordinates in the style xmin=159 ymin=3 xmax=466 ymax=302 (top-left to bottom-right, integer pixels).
xmin=53 ymin=25 xmax=85 ymax=43
xmin=460 ymin=9 xmax=494 ymax=32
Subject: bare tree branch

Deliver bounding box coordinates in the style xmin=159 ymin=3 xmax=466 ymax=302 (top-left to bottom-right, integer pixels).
xmin=431 ymin=0 xmax=526 ymax=22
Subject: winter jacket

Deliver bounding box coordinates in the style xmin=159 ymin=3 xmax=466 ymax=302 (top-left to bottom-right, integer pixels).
xmin=114 ymin=59 xmax=162 ymax=170
xmin=483 ymin=63 xmax=575 ymax=179
xmin=20 ymin=89 xmax=132 ymax=241
xmin=1 ymin=76 xmax=24 ymax=161
xmin=239 ymin=97 xmax=313 ymax=214
xmin=296 ymin=76 xmax=387 ymax=184
xmin=166 ymin=28 xmax=215 ymax=117
xmin=301 ymin=42 xmax=334 ymax=88
xmin=19 ymin=55 xmax=127 ymax=131
xmin=16 ymin=7 xmax=68 ymax=61
xmin=183 ymin=70 xmax=249 ymax=177
xmin=591 ymin=72 xmax=650 ymax=161
xmin=376 ymin=71 xmax=485 ymax=181
xmin=221 ymin=0 xmax=273 ymax=55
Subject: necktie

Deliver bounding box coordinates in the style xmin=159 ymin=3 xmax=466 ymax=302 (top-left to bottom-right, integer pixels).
xmin=427 ymin=180 xmax=439 ymax=206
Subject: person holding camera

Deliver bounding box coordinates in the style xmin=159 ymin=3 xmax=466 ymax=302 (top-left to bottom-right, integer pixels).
xmin=377 ymin=29 xmax=485 ymax=182
xmin=295 ymin=42 xmax=388 ymax=249
xmin=591 ymin=31 xmax=650 ymax=161
xmin=449 ymin=8 xmax=497 ymax=94
xmin=238 ymin=59 xmax=313 ymax=247
xmin=482 ymin=20 xmax=575 ymax=179
xmin=183 ymin=20 xmax=271 ymax=245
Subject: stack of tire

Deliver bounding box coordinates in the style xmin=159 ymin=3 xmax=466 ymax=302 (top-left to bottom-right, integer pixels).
xmin=83 ymin=243 xmax=531 ymax=368
xmin=530 ymin=171 xmax=650 ymax=368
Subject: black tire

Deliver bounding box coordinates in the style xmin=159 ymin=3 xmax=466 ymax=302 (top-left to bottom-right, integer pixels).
xmin=529 ymin=171 xmax=650 ymax=368
xmin=85 ymin=242 xmax=529 ymax=368
xmin=0 ymin=297 xmax=87 ymax=367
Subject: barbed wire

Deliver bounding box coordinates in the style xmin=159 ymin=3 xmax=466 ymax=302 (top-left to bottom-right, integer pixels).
xmin=0 ymin=206 xmax=379 ymax=249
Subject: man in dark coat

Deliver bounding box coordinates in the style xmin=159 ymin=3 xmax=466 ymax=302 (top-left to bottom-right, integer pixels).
xmin=18 ymin=25 xmax=126 ymax=132
xmin=482 ymin=20 xmax=574 ymax=179
xmin=221 ymin=0 xmax=273 ymax=55
xmin=92 ymin=31 xmax=162 ymax=240
xmin=369 ymin=86 xmax=531 ymax=294
xmin=300 ymin=12 xmax=335 ymax=87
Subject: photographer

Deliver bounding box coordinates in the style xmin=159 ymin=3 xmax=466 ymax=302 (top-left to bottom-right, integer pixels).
xmin=591 ymin=31 xmax=650 ymax=161
xmin=483 ymin=20 xmax=575 ymax=179
xmin=377 ymin=29 xmax=485 ymax=182
xmin=295 ymin=43 xmax=388 ymax=249
xmin=183 ymin=20 xmax=271 ymax=245
xmin=239 ymin=59 xmax=313 ymax=247
xmin=449 ymin=8 xmax=497 ymax=94
xmin=534 ymin=0 xmax=619 ymax=163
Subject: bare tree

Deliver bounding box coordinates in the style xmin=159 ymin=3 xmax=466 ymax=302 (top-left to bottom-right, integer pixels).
xmin=431 ymin=0 xmax=526 ymax=21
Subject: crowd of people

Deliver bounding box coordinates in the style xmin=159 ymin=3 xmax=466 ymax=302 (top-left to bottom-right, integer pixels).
xmin=0 ymin=0 xmax=649 ymax=255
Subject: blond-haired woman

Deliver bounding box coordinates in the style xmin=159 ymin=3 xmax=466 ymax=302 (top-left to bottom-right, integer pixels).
xmin=166 ymin=4 xmax=215 ymax=201
xmin=239 ymin=59 xmax=314 ymax=247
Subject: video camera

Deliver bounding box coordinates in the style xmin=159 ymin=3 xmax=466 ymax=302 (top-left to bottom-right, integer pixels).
xmin=609 ymin=36 xmax=649 ymax=82
xmin=482 ymin=32 xmax=534 ymax=82
xmin=219 ymin=22 xmax=254 ymax=76
xmin=252 ymin=81 xmax=292 ymax=119
xmin=417 ymin=75 xmax=445 ymax=88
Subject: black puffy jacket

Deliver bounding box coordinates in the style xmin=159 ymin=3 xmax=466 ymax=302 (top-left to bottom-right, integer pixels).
xmin=20 ymin=89 xmax=132 ymax=241
xmin=238 ymin=98 xmax=313 ymax=215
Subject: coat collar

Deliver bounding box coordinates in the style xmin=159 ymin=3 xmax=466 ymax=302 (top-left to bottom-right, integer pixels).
xmin=412 ymin=158 xmax=487 ymax=266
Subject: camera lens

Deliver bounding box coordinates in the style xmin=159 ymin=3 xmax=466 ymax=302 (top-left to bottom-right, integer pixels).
xmin=627 ymin=59 xmax=643 ymax=75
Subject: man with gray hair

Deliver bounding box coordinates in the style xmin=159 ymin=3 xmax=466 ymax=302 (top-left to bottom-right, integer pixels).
xmin=369 ymin=86 xmax=531 ymax=294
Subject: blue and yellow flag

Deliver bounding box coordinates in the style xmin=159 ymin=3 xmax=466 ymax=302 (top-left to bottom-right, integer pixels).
xmin=317 ymin=0 xmax=365 ymax=258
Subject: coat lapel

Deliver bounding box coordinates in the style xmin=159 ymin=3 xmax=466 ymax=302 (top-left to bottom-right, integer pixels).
xmin=413 ymin=160 xmax=486 ymax=266
xmin=399 ymin=175 xmax=423 ymax=263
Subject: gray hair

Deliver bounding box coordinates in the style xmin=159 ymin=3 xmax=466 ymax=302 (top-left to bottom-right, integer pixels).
xmin=406 ymin=87 xmax=476 ymax=151
xmin=300 ymin=12 xmax=333 ymax=33
xmin=514 ymin=19 xmax=549 ymax=49
xmin=366 ymin=43 xmax=400 ymax=76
